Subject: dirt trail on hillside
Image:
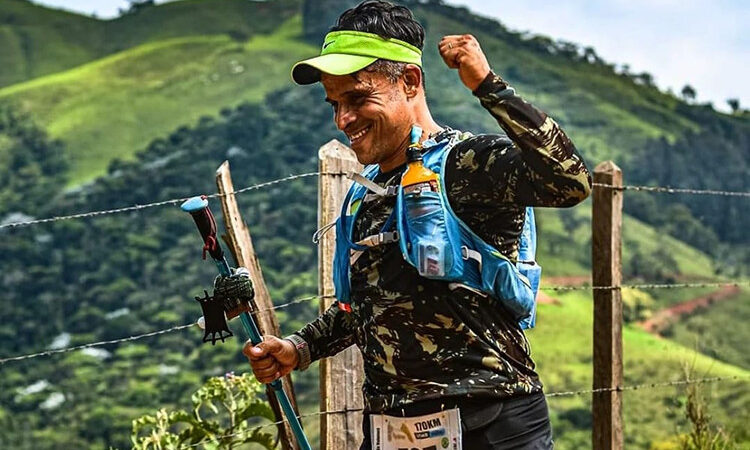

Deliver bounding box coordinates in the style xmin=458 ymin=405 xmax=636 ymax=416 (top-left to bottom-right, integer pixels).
xmin=639 ymin=285 xmax=741 ymax=334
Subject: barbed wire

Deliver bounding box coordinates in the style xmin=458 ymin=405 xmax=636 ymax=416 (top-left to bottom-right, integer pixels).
xmin=2 ymin=280 xmax=746 ymax=365
xmin=541 ymin=281 xmax=749 ymax=291
xmin=1 ymin=173 xmax=746 ymax=231
xmin=175 ymin=375 xmax=749 ymax=449
xmin=0 ymin=294 xmax=334 ymax=366
xmin=0 ymin=172 xmax=336 ymax=230
xmin=0 ymin=323 xmax=195 ymax=365
xmin=592 ymin=182 xmax=750 ymax=197
xmin=253 ymin=294 xmax=335 ymax=314
xmin=545 ymin=374 xmax=749 ymax=397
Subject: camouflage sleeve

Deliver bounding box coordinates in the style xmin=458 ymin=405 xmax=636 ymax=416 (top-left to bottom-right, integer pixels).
xmin=291 ymin=302 xmax=357 ymax=369
xmin=458 ymin=71 xmax=591 ymax=207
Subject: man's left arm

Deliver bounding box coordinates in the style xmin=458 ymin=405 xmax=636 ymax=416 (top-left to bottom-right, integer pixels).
xmin=439 ymin=35 xmax=592 ymax=207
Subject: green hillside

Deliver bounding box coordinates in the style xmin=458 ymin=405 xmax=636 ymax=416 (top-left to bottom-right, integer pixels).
xmin=0 ymin=0 xmax=300 ymax=88
xmin=0 ymin=0 xmax=741 ymax=177
xmin=535 ymin=205 xmax=716 ymax=280
xmin=529 ymin=291 xmax=749 ymax=449
xmin=0 ymin=15 xmax=314 ymax=183
xmin=0 ymin=0 xmax=103 ymax=87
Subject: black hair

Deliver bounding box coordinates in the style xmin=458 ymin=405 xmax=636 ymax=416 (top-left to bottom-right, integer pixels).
xmin=331 ymin=1 xmax=426 ymax=87
xmin=331 ymin=1 xmax=425 ymax=50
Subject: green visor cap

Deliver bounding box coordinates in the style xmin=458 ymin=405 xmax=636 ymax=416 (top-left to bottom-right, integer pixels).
xmin=291 ymin=30 xmax=422 ymax=85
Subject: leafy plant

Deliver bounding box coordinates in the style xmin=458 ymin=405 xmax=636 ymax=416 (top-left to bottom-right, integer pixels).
xmin=131 ymin=373 xmax=276 ymax=450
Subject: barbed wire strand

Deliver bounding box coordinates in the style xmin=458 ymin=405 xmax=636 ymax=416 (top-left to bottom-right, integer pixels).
xmin=176 ymin=375 xmax=749 ymax=449
xmin=1 ymin=173 xmax=745 ymax=231
xmin=545 ymin=374 xmax=749 ymax=397
xmin=2 ymin=280 xmax=747 ymax=364
xmin=0 ymin=172 xmax=342 ymax=230
xmin=0 ymin=324 xmax=195 ymax=364
xmin=592 ymin=183 xmax=750 ymax=197
xmin=542 ymin=281 xmax=749 ymax=291
xmin=0 ymin=294 xmax=335 ymax=365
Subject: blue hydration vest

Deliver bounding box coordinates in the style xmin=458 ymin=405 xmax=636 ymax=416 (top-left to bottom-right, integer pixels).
xmin=332 ymin=130 xmax=541 ymax=329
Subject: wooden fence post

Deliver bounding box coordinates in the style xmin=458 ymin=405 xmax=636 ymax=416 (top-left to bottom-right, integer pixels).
xmin=318 ymin=140 xmax=364 ymax=449
xmin=215 ymin=161 xmax=301 ymax=450
xmin=592 ymin=161 xmax=624 ymax=450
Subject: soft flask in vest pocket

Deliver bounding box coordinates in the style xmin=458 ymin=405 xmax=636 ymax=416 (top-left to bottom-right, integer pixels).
xmin=396 ymin=187 xmax=465 ymax=280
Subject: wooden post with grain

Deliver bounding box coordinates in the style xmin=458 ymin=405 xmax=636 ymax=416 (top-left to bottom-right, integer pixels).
xmin=215 ymin=161 xmax=301 ymax=450
xmin=318 ymin=140 xmax=364 ymax=449
xmin=591 ymin=160 xmax=624 ymax=450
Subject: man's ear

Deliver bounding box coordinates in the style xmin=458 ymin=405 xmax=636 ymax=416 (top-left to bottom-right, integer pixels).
xmin=402 ymin=64 xmax=422 ymax=99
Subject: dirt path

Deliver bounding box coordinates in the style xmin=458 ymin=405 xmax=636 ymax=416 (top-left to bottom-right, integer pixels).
xmin=639 ymin=285 xmax=741 ymax=334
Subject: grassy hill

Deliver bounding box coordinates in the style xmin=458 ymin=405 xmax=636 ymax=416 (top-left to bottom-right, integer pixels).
xmin=529 ymin=291 xmax=749 ymax=448
xmin=0 ymin=0 xmax=300 ymax=88
xmin=0 ymin=15 xmax=314 ymax=183
xmin=535 ymin=205 xmax=716 ymax=280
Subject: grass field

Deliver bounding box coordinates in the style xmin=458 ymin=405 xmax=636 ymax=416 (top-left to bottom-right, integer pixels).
xmin=534 ymin=204 xmax=715 ymax=283
xmin=528 ymin=291 xmax=749 ymax=449
xmin=0 ymin=15 xmax=315 ymax=184
xmin=0 ymin=0 xmax=301 ymax=89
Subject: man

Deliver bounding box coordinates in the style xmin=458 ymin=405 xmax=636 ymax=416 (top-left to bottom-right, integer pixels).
xmin=243 ymin=1 xmax=591 ymax=448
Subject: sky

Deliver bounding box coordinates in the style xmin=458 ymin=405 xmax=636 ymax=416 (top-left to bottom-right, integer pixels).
xmin=33 ymin=0 xmax=749 ymax=112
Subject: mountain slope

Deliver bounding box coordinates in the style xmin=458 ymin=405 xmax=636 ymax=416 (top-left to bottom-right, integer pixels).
xmin=0 ymin=15 xmax=315 ymax=183
xmin=0 ymin=0 xmax=301 ymax=88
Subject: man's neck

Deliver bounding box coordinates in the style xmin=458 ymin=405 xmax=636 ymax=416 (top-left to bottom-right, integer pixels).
xmin=378 ymin=119 xmax=442 ymax=173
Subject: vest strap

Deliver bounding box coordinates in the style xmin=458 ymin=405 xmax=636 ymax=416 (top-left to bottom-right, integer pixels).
xmin=355 ymin=231 xmax=399 ymax=247
xmin=461 ymin=245 xmax=483 ymax=270
xmin=348 ymin=172 xmax=398 ymax=197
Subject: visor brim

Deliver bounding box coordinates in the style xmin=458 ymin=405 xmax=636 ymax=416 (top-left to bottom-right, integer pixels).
xmin=291 ymin=53 xmax=378 ymax=85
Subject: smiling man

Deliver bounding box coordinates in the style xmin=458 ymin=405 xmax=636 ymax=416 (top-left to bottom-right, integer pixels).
xmin=243 ymin=1 xmax=591 ymax=448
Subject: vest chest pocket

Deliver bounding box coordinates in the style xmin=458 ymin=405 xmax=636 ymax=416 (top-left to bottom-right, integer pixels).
xmin=398 ymin=190 xmax=464 ymax=280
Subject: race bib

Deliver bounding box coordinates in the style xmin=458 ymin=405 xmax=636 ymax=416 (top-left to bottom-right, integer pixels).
xmin=370 ymin=408 xmax=462 ymax=450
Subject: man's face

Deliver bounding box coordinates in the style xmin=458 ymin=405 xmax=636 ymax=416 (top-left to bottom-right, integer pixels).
xmin=321 ymin=69 xmax=413 ymax=168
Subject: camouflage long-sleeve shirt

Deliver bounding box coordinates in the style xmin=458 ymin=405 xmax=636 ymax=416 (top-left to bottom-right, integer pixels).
xmin=293 ymin=72 xmax=592 ymax=413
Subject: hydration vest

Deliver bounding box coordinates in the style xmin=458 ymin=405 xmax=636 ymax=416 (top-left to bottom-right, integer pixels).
xmin=331 ymin=130 xmax=542 ymax=329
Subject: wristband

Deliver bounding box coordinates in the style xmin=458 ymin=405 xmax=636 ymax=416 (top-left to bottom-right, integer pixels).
xmin=284 ymin=334 xmax=312 ymax=371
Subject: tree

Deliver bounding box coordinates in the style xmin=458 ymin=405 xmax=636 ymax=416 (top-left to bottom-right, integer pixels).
xmin=726 ymin=98 xmax=740 ymax=114
xmin=634 ymin=72 xmax=654 ymax=87
xmin=681 ymin=85 xmax=697 ymax=102
xmin=120 ymin=0 xmax=155 ymax=15
xmin=582 ymin=47 xmax=601 ymax=64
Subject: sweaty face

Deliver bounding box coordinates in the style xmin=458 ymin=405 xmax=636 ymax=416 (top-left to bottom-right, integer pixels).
xmin=321 ymin=70 xmax=413 ymax=170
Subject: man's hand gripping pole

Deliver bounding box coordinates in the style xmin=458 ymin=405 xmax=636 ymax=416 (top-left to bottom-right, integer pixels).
xmin=181 ymin=196 xmax=312 ymax=450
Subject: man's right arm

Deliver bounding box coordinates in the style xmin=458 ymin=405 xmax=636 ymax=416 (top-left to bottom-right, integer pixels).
xmin=244 ymin=302 xmax=357 ymax=379
xmin=286 ymin=302 xmax=357 ymax=370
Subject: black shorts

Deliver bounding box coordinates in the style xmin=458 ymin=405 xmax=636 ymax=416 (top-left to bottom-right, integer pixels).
xmin=360 ymin=392 xmax=553 ymax=449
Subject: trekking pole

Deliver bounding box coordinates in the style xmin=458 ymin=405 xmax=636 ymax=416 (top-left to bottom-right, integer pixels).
xmin=181 ymin=195 xmax=312 ymax=450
